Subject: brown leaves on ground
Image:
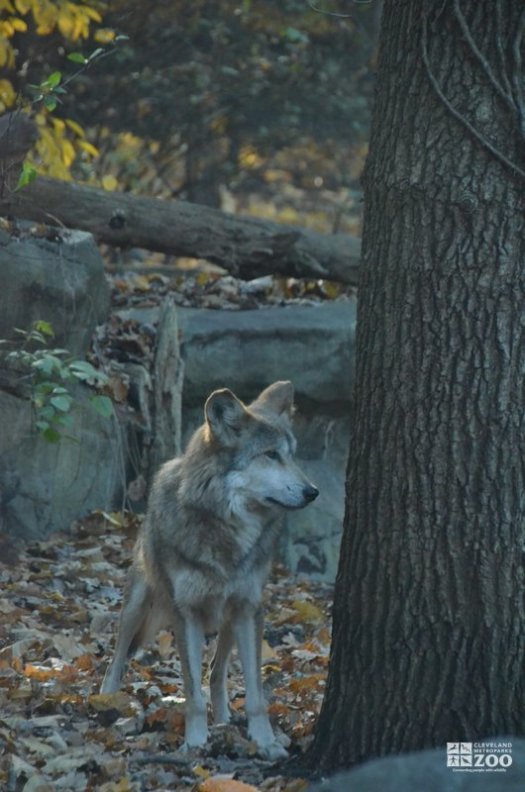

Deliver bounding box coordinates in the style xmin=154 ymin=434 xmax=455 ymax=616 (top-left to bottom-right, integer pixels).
xmin=0 ymin=513 xmax=333 ymax=790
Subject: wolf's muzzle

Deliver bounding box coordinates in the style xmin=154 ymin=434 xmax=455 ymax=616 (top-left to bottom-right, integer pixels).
xmin=303 ymin=484 xmax=319 ymax=503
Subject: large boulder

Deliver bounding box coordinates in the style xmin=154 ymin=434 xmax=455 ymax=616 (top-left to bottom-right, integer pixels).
xmin=0 ymin=226 xmax=119 ymax=541
xmin=0 ymin=384 xmax=125 ymax=541
xmin=178 ymin=302 xmax=355 ymax=405
xmin=309 ymin=738 xmax=524 ymax=792
xmin=0 ymin=226 xmax=109 ymax=355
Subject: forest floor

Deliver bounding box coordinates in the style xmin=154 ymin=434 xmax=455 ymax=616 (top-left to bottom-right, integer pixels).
xmin=0 ymin=512 xmax=333 ymax=791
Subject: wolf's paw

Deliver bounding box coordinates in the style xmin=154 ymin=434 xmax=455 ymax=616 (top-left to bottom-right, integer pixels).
xmin=182 ymin=717 xmax=209 ymax=753
xmin=100 ymin=661 xmax=123 ymax=694
xmin=257 ymin=739 xmax=289 ymax=761
xmin=248 ymin=715 xmax=289 ymax=761
xmin=178 ymin=741 xmax=207 ymax=756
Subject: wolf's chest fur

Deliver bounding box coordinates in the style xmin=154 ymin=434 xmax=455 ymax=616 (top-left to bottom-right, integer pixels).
xmin=138 ymin=466 xmax=278 ymax=619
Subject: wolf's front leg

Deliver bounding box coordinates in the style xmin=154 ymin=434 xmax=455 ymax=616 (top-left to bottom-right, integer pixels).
xmin=172 ymin=610 xmax=208 ymax=750
xmin=232 ymin=607 xmax=288 ymax=761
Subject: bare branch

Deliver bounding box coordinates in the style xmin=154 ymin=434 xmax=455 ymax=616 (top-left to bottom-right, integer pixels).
xmin=307 ymin=0 xmax=373 ymax=18
xmin=307 ymin=2 xmax=352 ymax=18
xmin=452 ymin=0 xmax=515 ymax=114
xmin=494 ymin=1 xmax=514 ymax=100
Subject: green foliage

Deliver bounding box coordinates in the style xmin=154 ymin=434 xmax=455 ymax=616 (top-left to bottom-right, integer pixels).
xmin=15 ymin=162 xmax=38 ymax=190
xmin=4 ymin=322 xmax=113 ymax=443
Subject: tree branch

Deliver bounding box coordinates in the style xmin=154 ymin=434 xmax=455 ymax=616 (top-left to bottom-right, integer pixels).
xmin=421 ymin=10 xmax=525 ymax=182
xmin=452 ymin=0 xmax=515 ymax=115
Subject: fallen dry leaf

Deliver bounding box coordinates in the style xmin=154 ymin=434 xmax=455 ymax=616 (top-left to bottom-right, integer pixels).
xmin=0 ymin=513 xmax=333 ymax=790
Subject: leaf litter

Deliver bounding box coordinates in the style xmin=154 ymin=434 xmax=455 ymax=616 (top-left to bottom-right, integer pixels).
xmin=0 ymin=512 xmax=333 ymax=791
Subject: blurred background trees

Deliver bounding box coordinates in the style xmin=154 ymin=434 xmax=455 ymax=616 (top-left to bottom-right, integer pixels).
xmin=3 ymin=0 xmax=382 ymax=235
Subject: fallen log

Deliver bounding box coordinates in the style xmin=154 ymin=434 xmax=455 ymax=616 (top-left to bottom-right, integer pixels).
xmin=1 ymin=175 xmax=361 ymax=285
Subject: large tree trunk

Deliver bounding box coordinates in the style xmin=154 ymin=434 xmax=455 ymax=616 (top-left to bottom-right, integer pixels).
xmin=310 ymin=0 xmax=525 ymax=770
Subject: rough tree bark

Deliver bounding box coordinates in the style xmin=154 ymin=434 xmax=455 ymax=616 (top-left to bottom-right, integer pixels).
xmin=310 ymin=0 xmax=525 ymax=770
xmin=0 ymin=112 xmax=37 ymax=193
xmin=1 ymin=173 xmax=361 ymax=285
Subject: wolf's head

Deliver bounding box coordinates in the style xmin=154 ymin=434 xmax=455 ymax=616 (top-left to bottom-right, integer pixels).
xmin=204 ymin=381 xmax=319 ymax=512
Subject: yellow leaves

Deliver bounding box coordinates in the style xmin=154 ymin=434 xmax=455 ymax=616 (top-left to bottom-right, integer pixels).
xmin=0 ymin=0 xmax=107 ymax=177
xmin=32 ymin=1 xmax=102 ymax=41
xmin=14 ymin=0 xmax=32 ymax=12
xmin=10 ymin=15 xmax=27 ymax=30
xmin=0 ymin=36 xmax=15 ymax=67
xmin=57 ymin=2 xmax=101 ymax=41
xmin=94 ymin=26 xmax=115 ymax=44
xmin=77 ymin=138 xmax=99 ymax=158
xmin=88 ymin=691 xmax=135 ymax=716
xmin=56 ymin=5 xmax=76 ymax=38
xmin=33 ymin=2 xmax=58 ymax=35
xmin=0 ymin=16 xmax=27 ymax=35
xmin=3 ymin=0 xmax=107 ymax=45
xmin=102 ymin=173 xmax=118 ymax=191
xmin=65 ymin=118 xmax=85 ymax=137
xmin=193 ymin=764 xmax=211 ymax=780
xmin=81 ymin=4 xmax=101 ymax=22
xmin=29 ymin=111 xmax=98 ymax=179
xmin=239 ymin=145 xmax=263 ymax=169
xmin=0 ymin=78 xmax=16 ymax=111
xmin=99 ymin=779 xmax=133 ymax=792
xmin=289 ymin=599 xmax=325 ymax=624
xmin=273 ymin=598 xmax=325 ymax=626
xmin=51 ymin=115 xmax=65 ymax=134
xmin=61 ymin=136 xmax=75 ymax=166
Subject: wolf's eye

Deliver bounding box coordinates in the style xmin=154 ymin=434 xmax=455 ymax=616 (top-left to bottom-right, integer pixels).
xmin=265 ymin=450 xmax=281 ymax=462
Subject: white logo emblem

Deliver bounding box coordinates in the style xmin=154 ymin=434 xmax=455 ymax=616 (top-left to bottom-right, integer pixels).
xmin=447 ymin=742 xmax=472 ymax=767
xmin=447 ymin=741 xmax=513 ymax=773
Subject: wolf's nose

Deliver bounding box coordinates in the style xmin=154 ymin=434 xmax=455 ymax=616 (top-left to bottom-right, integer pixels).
xmin=303 ymin=484 xmax=319 ymax=502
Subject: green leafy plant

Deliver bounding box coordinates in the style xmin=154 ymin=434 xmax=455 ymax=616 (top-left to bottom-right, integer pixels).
xmin=3 ymin=320 xmax=113 ymax=443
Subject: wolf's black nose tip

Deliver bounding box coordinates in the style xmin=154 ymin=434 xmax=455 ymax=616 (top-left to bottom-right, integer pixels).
xmin=303 ymin=485 xmax=319 ymax=502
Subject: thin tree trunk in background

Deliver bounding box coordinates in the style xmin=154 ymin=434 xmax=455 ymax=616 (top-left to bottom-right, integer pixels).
xmin=310 ymin=0 xmax=525 ymax=770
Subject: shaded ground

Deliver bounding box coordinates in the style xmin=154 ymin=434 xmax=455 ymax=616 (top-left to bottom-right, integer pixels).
xmin=0 ymin=512 xmax=333 ymax=791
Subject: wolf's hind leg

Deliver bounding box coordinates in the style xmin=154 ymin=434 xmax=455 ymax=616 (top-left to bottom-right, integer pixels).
xmin=210 ymin=621 xmax=234 ymax=723
xmin=172 ymin=611 xmax=208 ymax=749
xmin=101 ymin=572 xmax=151 ymax=694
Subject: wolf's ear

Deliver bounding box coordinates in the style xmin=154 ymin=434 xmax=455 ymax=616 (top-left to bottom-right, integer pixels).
xmin=251 ymin=380 xmax=294 ymax=419
xmin=205 ymin=388 xmax=246 ymax=446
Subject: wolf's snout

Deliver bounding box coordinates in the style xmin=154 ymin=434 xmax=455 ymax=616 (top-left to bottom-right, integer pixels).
xmin=303 ymin=484 xmax=319 ymax=503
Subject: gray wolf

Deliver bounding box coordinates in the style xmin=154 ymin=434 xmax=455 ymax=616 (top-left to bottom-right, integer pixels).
xmin=101 ymin=381 xmax=318 ymax=760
